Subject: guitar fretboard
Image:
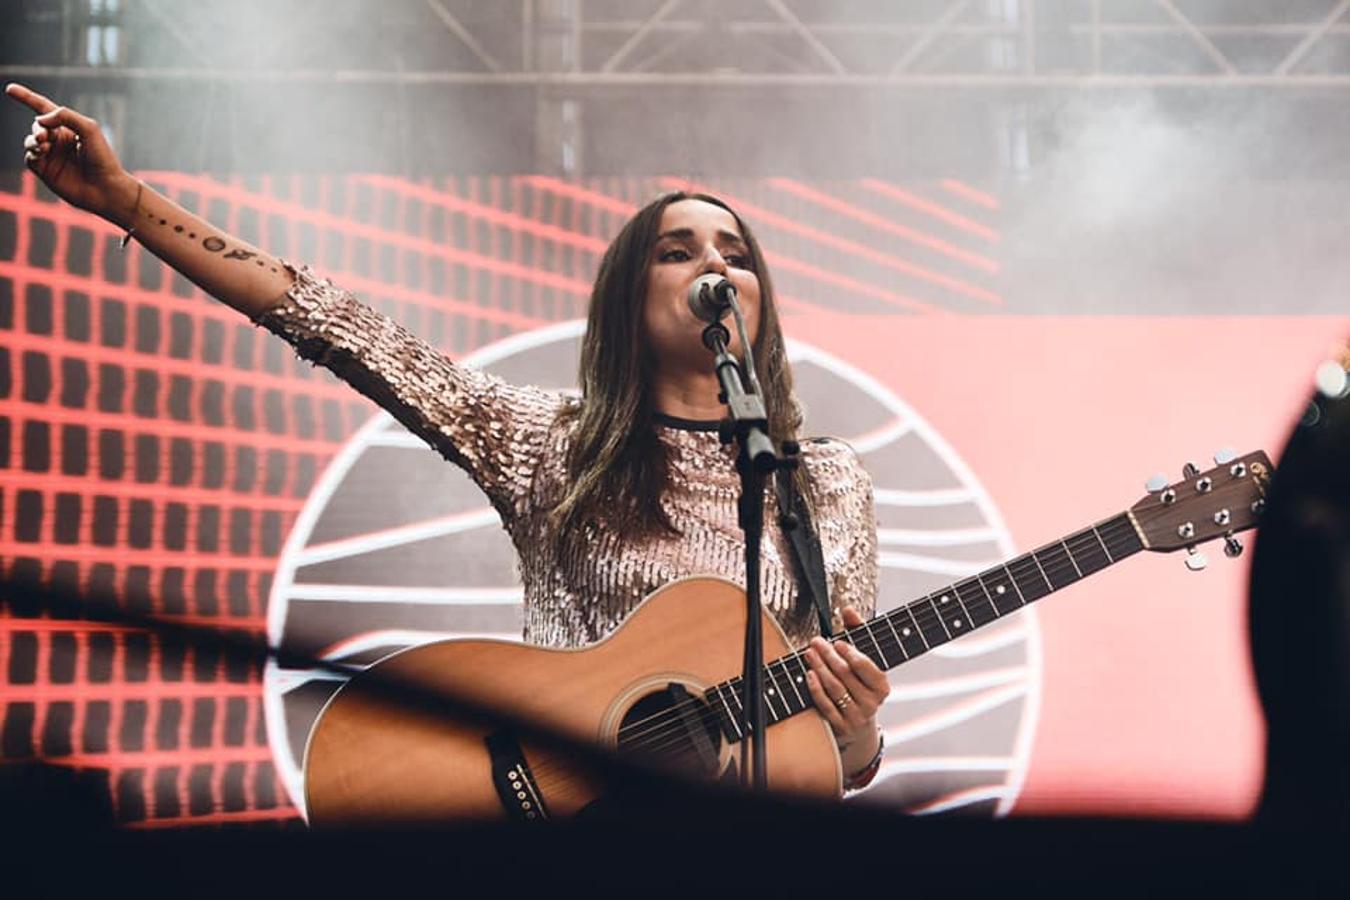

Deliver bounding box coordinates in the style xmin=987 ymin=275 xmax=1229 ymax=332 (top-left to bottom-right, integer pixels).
xmin=706 ymin=512 xmax=1145 ymax=743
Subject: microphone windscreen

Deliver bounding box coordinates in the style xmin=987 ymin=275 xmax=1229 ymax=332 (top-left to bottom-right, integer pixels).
xmin=686 ymin=273 xmax=734 ymax=323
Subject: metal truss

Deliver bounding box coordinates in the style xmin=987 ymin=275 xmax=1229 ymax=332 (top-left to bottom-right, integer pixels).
xmin=6 ymin=0 xmax=1350 ymax=87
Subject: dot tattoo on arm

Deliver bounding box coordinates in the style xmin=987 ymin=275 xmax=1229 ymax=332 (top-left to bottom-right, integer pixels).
xmin=139 ymin=209 xmax=279 ymax=269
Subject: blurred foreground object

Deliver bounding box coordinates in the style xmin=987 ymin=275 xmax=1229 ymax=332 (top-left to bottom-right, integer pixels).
xmin=1251 ymin=340 xmax=1350 ymax=825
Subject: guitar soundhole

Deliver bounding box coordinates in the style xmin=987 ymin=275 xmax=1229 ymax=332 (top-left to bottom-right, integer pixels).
xmin=615 ymin=685 xmax=725 ymax=778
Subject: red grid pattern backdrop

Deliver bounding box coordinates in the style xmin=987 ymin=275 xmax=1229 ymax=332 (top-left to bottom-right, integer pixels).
xmin=0 ymin=170 xmax=1000 ymax=825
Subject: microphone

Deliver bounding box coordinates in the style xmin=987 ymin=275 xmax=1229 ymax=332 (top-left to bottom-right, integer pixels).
xmin=687 ymin=273 xmax=737 ymax=323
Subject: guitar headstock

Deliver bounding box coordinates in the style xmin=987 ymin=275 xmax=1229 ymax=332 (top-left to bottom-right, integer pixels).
xmin=1130 ymin=449 xmax=1272 ymax=569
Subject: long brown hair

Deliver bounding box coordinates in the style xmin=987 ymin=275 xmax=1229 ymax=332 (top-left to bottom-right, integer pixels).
xmin=546 ymin=191 xmax=809 ymax=548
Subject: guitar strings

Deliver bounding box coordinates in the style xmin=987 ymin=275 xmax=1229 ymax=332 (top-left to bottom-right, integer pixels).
xmin=540 ymin=517 xmax=1146 ymax=780
xmin=530 ymin=515 xmax=1142 ymax=779
xmin=518 ymin=518 xmax=1147 ymax=786
xmin=606 ymin=513 xmax=1143 ymax=747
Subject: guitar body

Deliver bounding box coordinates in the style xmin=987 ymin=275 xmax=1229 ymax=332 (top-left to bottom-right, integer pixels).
xmin=303 ymin=576 xmax=842 ymax=826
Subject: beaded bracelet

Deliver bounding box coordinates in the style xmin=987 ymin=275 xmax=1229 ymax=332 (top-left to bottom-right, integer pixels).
xmin=842 ymin=730 xmax=885 ymax=792
xmin=118 ymin=179 xmax=144 ymax=250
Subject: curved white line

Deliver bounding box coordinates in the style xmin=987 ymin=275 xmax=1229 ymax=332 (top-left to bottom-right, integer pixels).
xmin=877 ymin=526 xmax=1001 ymax=547
xmin=878 ymin=551 xmax=1001 ymax=577
xmin=907 ymin=786 xmax=1012 ymax=815
xmin=872 ymin=487 xmax=976 ymax=507
xmin=364 ymin=430 xmax=439 ymax=448
xmin=272 ymin=628 xmax=522 ymax=696
xmin=875 ymin=756 xmax=1015 ymax=775
xmin=884 ymin=683 xmax=1026 ymax=746
xmin=846 ymin=417 xmax=914 ymax=454
xmin=269 ymin=669 xmax=358 ymax=694
xmin=295 ymin=508 xmax=502 ymax=566
xmin=319 ymin=628 xmax=518 ymax=660
xmin=883 ymin=666 xmax=1027 ymax=702
xmin=285 ymin=585 xmax=524 ymax=604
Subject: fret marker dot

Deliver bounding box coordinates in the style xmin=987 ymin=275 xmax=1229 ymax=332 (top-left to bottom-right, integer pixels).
xmin=996 ymin=585 xmax=1007 ymax=595
xmin=940 ymin=595 xmax=949 ymax=604
xmin=954 ymin=619 xmax=963 ymax=627
xmin=767 ymin=688 xmax=776 ymax=696
xmin=902 ymin=628 xmax=911 ymax=636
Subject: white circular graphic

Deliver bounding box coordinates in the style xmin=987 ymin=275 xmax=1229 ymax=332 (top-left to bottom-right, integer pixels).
xmin=263 ymin=321 xmax=1040 ymax=818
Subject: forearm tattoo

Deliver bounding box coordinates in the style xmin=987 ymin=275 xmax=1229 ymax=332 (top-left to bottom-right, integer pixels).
xmin=142 ymin=205 xmax=280 ymax=273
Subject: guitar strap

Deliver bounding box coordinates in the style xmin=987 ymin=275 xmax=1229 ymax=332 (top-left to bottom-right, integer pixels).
xmin=774 ymin=465 xmax=835 ymax=640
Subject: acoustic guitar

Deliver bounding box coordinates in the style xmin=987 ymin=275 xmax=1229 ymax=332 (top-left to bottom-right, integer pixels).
xmin=302 ymin=450 xmax=1271 ymax=826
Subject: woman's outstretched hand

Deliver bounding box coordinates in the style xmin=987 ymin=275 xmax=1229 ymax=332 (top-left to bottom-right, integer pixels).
xmin=6 ymin=82 xmax=139 ymax=226
xmin=6 ymin=81 xmax=290 ymax=319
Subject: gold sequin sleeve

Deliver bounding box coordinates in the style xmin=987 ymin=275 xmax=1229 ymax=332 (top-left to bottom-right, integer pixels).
xmin=802 ymin=438 xmax=879 ymax=629
xmin=252 ymin=265 xmax=563 ymax=521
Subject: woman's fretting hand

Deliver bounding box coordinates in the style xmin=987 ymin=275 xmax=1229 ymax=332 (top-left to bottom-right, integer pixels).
xmin=803 ymin=604 xmax=890 ymax=777
xmin=7 ymin=82 xmax=140 ymax=227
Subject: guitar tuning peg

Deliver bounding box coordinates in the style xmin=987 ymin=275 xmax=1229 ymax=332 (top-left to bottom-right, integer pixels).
xmin=1224 ymin=536 xmax=1244 ymax=559
xmin=1145 ymin=474 xmax=1169 ymax=492
xmin=1213 ymin=448 xmax=1238 ymax=465
xmin=1182 ymin=461 xmax=1201 ymax=479
xmin=1184 ymin=547 xmax=1209 ymax=571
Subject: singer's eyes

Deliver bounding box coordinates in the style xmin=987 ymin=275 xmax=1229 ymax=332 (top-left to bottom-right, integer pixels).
xmin=657 ymin=247 xmax=750 ymax=268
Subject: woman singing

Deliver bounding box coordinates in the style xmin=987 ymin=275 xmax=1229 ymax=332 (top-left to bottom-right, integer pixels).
xmin=7 ymin=82 xmax=889 ymax=794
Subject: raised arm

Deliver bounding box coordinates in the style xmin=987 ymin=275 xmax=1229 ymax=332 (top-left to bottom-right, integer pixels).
xmin=7 ymin=82 xmax=290 ymax=320
xmin=8 ymin=82 xmax=564 ymax=521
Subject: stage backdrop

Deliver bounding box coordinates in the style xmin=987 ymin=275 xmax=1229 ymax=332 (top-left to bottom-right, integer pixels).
xmin=0 ymin=169 xmax=1338 ymax=826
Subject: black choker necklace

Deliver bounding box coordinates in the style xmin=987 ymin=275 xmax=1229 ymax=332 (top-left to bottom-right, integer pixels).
xmin=652 ymin=412 xmax=722 ymax=432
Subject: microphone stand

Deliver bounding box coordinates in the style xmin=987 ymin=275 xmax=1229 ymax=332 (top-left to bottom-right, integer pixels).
xmin=700 ymin=309 xmax=783 ymax=793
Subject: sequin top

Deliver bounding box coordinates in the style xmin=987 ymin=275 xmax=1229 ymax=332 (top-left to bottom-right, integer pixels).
xmin=256 ymin=267 xmax=878 ymax=650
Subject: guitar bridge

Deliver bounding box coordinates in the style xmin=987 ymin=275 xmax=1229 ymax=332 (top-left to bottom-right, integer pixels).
xmin=484 ymin=730 xmax=549 ymax=822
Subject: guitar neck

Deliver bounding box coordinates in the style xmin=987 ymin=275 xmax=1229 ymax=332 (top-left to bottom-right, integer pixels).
xmin=707 ymin=511 xmax=1146 ymax=743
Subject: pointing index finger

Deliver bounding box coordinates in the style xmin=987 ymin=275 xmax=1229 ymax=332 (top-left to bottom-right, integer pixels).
xmin=4 ymin=83 xmax=58 ymax=115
